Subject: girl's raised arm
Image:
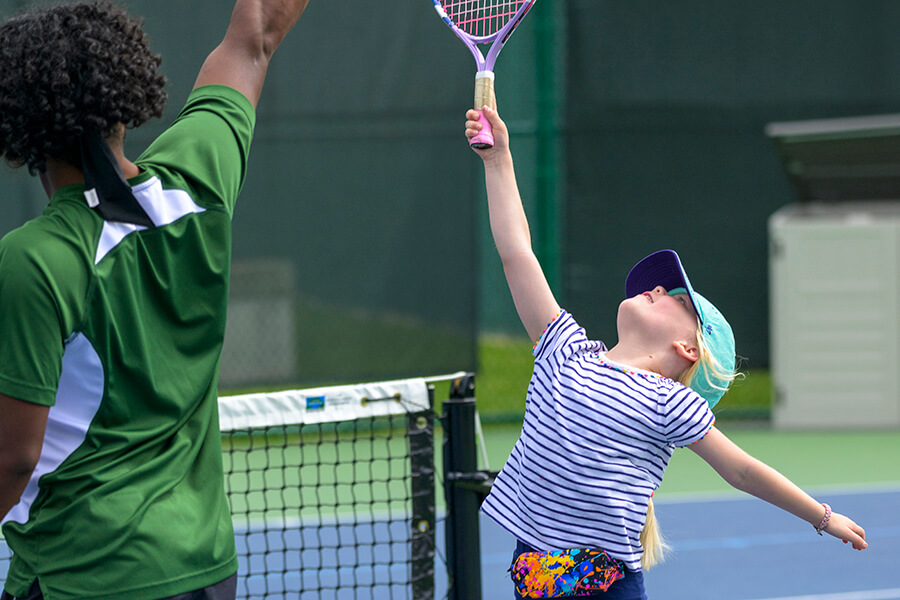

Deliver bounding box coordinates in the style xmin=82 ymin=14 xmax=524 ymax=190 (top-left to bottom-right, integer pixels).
xmin=690 ymin=426 xmax=868 ymax=550
xmin=467 ymin=106 xmax=561 ymax=342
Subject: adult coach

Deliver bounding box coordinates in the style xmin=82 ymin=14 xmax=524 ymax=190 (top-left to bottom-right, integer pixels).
xmin=0 ymin=0 xmax=312 ymax=598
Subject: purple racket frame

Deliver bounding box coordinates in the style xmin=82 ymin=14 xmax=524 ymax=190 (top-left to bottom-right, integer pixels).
xmin=432 ymin=0 xmax=537 ymax=148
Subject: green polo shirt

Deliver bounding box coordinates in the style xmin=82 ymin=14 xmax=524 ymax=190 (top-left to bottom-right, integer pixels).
xmin=0 ymin=85 xmax=255 ymax=599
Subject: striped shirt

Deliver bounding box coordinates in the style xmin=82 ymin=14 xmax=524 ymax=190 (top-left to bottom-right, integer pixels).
xmin=481 ymin=310 xmax=715 ymax=572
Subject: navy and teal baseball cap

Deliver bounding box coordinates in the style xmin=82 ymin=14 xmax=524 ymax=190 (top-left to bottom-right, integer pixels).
xmin=625 ymin=249 xmax=736 ymax=408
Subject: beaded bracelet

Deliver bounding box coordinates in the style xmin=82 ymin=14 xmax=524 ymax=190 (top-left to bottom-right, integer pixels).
xmin=814 ymin=503 xmax=832 ymax=536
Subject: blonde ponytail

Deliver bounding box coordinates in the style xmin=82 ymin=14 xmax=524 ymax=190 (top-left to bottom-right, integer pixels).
xmin=639 ymin=497 xmax=670 ymax=570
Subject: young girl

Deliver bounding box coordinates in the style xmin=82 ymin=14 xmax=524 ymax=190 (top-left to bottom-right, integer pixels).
xmin=465 ymin=106 xmax=867 ymax=600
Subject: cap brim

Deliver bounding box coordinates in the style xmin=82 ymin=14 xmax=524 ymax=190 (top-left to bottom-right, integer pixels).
xmin=625 ymin=249 xmax=704 ymax=324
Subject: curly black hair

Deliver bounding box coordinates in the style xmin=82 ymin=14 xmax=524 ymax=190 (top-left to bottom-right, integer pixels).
xmin=0 ymin=1 xmax=167 ymax=174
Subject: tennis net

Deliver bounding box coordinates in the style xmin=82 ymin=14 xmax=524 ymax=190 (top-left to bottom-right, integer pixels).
xmin=0 ymin=376 xmax=438 ymax=600
xmin=220 ymin=377 xmax=437 ymax=599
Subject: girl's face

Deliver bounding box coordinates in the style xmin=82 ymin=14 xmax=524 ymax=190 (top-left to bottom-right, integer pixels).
xmin=617 ymin=286 xmax=699 ymax=348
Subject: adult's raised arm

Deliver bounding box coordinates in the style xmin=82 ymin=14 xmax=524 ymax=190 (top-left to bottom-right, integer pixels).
xmin=193 ymin=0 xmax=313 ymax=108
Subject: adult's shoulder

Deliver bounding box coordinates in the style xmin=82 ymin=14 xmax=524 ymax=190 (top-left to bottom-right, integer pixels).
xmin=135 ymin=85 xmax=257 ymax=214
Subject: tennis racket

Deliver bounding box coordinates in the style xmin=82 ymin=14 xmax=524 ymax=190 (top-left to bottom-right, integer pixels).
xmin=432 ymin=0 xmax=537 ymax=149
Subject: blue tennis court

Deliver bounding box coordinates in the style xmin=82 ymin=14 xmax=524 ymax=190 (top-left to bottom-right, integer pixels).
xmin=476 ymin=486 xmax=900 ymax=600
xmin=2 ymin=486 xmax=897 ymax=598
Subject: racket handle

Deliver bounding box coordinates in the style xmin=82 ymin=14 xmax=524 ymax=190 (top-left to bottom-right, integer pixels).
xmin=470 ymin=71 xmax=495 ymax=149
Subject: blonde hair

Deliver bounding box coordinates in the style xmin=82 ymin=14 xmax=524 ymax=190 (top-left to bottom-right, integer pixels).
xmin=679 ymin=322 xmax=738 ymax=396
xmin=640 ymin=323 xmax=738 ymax=570
xmin=640 ymin=496 xmax=670 ymax=569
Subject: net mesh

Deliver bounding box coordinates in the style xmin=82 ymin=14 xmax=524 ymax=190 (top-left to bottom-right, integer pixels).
xmin=0 ymin=378 xmax=437 ymax=600
xmin=440 ymin=0 xmax=531 ymax=37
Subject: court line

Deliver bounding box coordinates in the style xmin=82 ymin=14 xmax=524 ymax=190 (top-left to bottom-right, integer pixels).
xmin=480 ymin=523 xmax=900 ymax=566
xmin=655 ymin=481 xmax=900 ymax=505
xmin=480 ymin=486 xmax=900 ymax=565
xmin=745 ymin=588 xmax=900 ymax=600
xmin=673 ymin=525 xmax=899 ymax=551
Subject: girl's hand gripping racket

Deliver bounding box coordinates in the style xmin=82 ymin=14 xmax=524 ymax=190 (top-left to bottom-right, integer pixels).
xmin=432 ymin=0 xmax=537 ymax=149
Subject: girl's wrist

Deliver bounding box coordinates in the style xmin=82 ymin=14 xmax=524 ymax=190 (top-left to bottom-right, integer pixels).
xmin=814 ymin=502 xmax=831 ymax=535
xmin=482 ymin=151 xmax=513 ymax=173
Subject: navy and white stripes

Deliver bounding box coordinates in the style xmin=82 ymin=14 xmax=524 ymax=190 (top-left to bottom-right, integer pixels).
xmin=481 ymin=310 xmax=715 ymax=572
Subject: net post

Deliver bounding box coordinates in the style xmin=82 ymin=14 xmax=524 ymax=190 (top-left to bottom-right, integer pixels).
xmin=442 ymin=372 xmax=482 ymax=600
xmin=410 ymin=386 xmax=436 ymax=600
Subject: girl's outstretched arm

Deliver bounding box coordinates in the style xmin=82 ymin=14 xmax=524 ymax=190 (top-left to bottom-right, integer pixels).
xmin=690 ymin=426 xmax=867 ymax=550
xmin=466 ymin=106 xmax=560 ymax=342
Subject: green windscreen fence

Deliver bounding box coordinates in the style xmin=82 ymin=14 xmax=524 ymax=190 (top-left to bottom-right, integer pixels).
xmin=7 ymin=0 xmax=900 ymax=383
xmin=563 ymin=0 xmax=900 ymax=367
xmin=0 ymin=0 xmax=479 ymax=389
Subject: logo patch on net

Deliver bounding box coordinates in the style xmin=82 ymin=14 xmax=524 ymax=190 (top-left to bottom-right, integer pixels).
xmin=306 ymin=395 xmax=326 ymax=410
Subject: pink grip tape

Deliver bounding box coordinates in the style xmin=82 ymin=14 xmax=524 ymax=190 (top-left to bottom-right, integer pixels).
xmin=469 ymin=110 xmax=494 ymax=149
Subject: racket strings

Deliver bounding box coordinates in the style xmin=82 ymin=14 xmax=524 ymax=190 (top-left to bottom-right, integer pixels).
xmin=441 ymin=0 xmax=529 ymax=37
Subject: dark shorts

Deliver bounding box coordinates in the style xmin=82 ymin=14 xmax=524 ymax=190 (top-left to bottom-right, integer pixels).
xmin=1 ymin=572 xmax=237 ymax=600
xmin=512 ymin=541 xmax=648 ymax=600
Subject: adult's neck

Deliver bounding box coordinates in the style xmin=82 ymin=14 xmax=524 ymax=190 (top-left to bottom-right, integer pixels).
xmin=38 ymin=136 xmax=140 ymax=200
